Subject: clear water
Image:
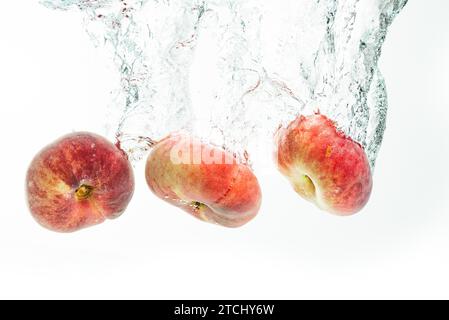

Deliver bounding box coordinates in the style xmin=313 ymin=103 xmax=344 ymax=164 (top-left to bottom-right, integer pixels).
xmin=42 ymin=0 xmax=407 ymax=167
xmin=42 ymin=0 xmax=207 ymax=161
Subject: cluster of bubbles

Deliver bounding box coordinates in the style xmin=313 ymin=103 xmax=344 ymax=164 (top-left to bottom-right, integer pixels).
xmin=42 ymin=0 xmax=407 ymax=167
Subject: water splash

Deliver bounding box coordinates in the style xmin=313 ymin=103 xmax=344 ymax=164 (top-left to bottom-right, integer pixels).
xmin=189 ymin=0 xmax=264 ymax=160
xmin=42 ymin=0 xmax=407 ymax=167
xmin=195 ymin=0 xmax=407 ymax=167
xmin=42 ymin=0 xmax=206 ymax=161
xmin=315 ymin=0 xmax=407 ymax=166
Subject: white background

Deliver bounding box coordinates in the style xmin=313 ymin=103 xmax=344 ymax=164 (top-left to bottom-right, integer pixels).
xmin=1 ymin=0 xmax=448 ymax=299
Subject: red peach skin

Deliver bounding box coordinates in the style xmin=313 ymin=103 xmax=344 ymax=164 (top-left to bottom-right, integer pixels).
xmin=275 ymin=113 xmax=373 ymax=215
xmin=145 ymin=134 xmax=262 ymax=228
xmin=26 ymin=132 xmax=135 ymax=232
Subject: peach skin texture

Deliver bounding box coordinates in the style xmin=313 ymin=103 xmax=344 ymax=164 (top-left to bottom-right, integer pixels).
xmin=26 ymin=132 xmax=135 ymax=232
xmin=275 ymin=113 xmax=373 ymax=216
xmin=145 ymin=134 xmax=262 ymax=228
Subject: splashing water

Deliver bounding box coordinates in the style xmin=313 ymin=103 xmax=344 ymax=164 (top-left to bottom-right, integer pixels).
xmin=191 ymin=0 xmax=407 ymax=167
xmin=42 ymin=0 xmax=207 ymax=161
xmin=42 ymin=0 xmax=407 ymax=167
xmin=274 ymin=0 xmax=408 ymax=168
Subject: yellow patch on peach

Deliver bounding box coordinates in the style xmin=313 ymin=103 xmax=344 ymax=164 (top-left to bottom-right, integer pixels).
xmin=325 ymin=146 xmax=333 ymax=158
